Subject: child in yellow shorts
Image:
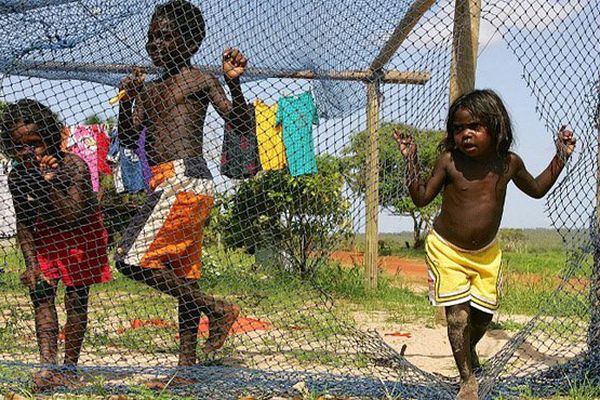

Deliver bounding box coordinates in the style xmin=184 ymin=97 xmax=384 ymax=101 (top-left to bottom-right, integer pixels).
xmin=394 ymin=89 xmax=575 ymax=400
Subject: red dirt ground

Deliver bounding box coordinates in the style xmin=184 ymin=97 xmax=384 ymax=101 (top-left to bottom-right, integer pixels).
xmin=329 ymin=251 xmax=588 ymax=290
xmin=329 ymin=251 xmax=428 ymax=282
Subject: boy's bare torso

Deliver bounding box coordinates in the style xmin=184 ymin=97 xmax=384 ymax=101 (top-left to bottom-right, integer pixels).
xmin=137 ymin=67 xmax=232 ymax=166
xmin=434 ymin=150 xmax=519 ymax=250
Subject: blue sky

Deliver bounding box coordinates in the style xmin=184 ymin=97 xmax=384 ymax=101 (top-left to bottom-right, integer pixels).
xmin=382 ymin=25 xmax=560 ymax=232
xmin=1 ymin=0 xmax=591 ymax=233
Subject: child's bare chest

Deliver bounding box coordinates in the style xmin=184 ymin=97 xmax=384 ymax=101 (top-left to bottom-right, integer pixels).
xmin=447 ymin=165 xmax=509 ymax=198
xmin=143 ymin=78 xmax=208 ymax=119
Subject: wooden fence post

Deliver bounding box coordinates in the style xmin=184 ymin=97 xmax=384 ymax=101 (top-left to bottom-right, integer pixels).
xmin=365 ymin=81 xmax=380 ymax=290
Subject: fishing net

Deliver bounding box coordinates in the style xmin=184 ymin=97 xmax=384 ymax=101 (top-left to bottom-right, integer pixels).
xmin=0 ymin=0 xmax=597 ymax=398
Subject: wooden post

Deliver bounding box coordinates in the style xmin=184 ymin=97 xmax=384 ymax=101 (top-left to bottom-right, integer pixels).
xmin=8 ymin=60 xmax=430 ymax=85
xmin=435 ymin=0 xmax=481 ymax=325
xmin=370 ymin=0 xmax=436 ymax=72
xmin=362 ymin=0 xmax=436 ymax=290
xmin=365 ymin=81 xmax=380 ymax=290
xmin=448 ymin=0 xmax=481 ymax=103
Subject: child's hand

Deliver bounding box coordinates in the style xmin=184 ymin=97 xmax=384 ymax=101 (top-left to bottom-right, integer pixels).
xmin=556 ymin=124 xmax=576 ymax=159
xmin=223 ymin=48 xmax=247 ymax=80
xmin=36 ymin=155 xmax=59 ymax=182
xmin=119 ymin=67 xmax=146 ymax=100
xmin=393 ymin=128 xmax=417 ymax=159
xmin=20 ymin=267 xmax=45 ymax=291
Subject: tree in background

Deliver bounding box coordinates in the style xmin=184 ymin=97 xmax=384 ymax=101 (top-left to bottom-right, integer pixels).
xmin=342 ymin=123 xmax=444 ymax=248
xmin=216 ymin=155 xmax=352 ymax=278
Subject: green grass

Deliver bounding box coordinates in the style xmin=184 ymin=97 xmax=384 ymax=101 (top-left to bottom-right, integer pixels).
xmin=495 ymin=374 xmax=600 ymax=399
xmin=0 ymin=229 xmax=595 ymax=398
xmin=315 ymin=262 xmax=434 ymax=323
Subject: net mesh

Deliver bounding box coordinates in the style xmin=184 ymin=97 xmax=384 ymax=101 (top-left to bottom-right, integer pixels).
xmin=0 ymin=0 xmax=597 ymax=399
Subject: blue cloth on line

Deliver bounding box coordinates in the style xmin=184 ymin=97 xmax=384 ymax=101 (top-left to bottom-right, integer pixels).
xmin=108 ymin=130 xmax=146 ymax=193
xmin=276 ymin=91 xmax=319 ymax=177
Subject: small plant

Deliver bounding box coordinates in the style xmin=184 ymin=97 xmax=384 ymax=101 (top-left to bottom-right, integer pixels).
xmin=217 ymin=155 xmax=351 ymax=278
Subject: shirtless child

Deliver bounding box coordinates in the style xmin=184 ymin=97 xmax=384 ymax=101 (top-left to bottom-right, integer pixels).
xmin=394 ymin=89 xmax=575 ymax=399
xmin=116 ymin=0 xmax=247 ymax=366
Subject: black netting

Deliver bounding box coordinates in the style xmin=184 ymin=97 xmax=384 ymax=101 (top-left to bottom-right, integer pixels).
xmin=0 ymin=0 xmax=598 ymax=399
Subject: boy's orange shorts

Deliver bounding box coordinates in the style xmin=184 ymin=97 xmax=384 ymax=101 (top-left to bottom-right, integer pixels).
xmin=118 ymin=158 xmax=214 ymax=280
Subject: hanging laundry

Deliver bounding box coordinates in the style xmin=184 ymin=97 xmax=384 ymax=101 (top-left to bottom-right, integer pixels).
xmin=107 ymin=129 xmax=147 ymax=193
xmin=0 ymin=158 xmax=16 ymax=238
xmin=68 ymin=124 xmax=112 ymax=192
xmin=137 ymin=128 xmax=152 ymax=187
xmin=255 ymin=100 xmax=286 ymax=171
xmin=97 ymin=127 xmax=111 ymax=175
xmin=276 ymin=91 xmax=319 ymax=177
xmin=107 ymin=131 xmax=124 ymax=193
xmin=220 ymin=104 xmax=260 ymax=179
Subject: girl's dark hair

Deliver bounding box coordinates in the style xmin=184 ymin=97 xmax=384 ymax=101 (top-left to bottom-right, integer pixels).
xmin=152 ymin=0 xmax=206 ymax=54
xmin=442 ymin=89 xmax=513 ymax=159
xmin=0 ymin=99 xmax=64 ymax=159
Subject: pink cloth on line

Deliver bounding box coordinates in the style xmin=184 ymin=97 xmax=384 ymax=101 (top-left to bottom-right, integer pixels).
xmin=69 ymin=125 xmax=111 ymax=192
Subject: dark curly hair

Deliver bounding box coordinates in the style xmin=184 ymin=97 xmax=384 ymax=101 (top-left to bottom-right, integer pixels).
xmin=152 ymin=0 xmax=206 ymax=55
xmin=442 ymin=89 xmax=513 ymax=160
xmin=0 ymin=99 xmax=64 ymax=159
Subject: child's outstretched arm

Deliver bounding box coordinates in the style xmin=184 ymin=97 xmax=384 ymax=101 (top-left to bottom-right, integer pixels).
xmin=393 ymin=129 xmax=446 ymax=207
xmin=117 ymin=67 xmax=146 ymax=149
xmin=206 ymin=48 xmax=249 ymax=125
xmin=512 ymin=125 xmax=576 ymax=198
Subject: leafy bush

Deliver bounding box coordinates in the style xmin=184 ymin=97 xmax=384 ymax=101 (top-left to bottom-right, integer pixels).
xmin=499 ymin=228 xmax=527 ymax=253
xmin=216 ymin=155 xmax=352 ymax=278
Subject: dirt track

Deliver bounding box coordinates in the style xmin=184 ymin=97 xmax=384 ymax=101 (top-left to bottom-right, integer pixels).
xmin=329 ymin=251 xmax=428 ymax=283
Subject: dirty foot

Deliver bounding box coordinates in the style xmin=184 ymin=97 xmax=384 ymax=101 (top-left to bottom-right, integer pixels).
xmin=457 ymin=375 xmax=479 ymax=400
xmin=32 ymin=368 xmax=79 ymax=392
xmin=203 ymin=304 xmax=240 ymax=353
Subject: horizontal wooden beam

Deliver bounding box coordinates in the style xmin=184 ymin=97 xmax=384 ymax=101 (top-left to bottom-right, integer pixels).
xmin=4 ymin=60 xmax=431 ymax=84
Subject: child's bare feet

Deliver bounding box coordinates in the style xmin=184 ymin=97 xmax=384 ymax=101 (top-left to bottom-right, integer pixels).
xmin=32 ymin=368 xmax=79 ymax=392
xmin=203 ymin=304 xmax=240 ymax=353
xmin=457 ymin=375 xmax=478 ymax=400
xmin=32 ymin=369 xmax=55 ymax=392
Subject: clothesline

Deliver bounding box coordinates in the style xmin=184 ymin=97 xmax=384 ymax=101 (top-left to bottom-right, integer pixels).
xmin=4 ymin=60 xmax=431 ymax=84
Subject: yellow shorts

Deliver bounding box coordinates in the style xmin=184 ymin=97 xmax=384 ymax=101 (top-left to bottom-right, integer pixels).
xmin=119 ymin=158 xmax=214 ymax=280
xmin=425 ymin=230 xmax=502 ymax=314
